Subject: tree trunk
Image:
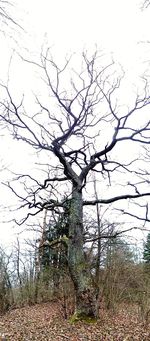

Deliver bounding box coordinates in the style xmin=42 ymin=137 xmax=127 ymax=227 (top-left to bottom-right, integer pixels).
xmin=68 ymin=187 xmax=97 ymax=319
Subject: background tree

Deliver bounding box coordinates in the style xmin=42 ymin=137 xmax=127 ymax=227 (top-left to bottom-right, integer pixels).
xmin=36 ymin=208 xmax=69 ymax=298
xmin=143 ymin=233 xmax=150 ymax=264
xmin=0 ymin=50 xmax=150 ymax=319
xmin=0 ymin=247 xmax=14 ymax=313
xmin=102 ymin=237 xmax=135 ymax=310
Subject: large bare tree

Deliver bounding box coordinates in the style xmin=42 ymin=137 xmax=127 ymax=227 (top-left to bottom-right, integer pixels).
xmin=0 ymin=50 xmax=150 ymax=319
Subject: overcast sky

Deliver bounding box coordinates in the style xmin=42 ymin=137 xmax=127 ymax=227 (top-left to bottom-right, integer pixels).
xmin=17 ymin=0 xmax=150 ymax=70
xmin=0 ymin=0 xmax=150 ymax=247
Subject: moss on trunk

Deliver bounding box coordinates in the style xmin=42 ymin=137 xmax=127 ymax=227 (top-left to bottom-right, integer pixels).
xmin=69 ymin=312 xmax=98 ymax=324
xmin=68 ymin=187 xmax=98 ymax=318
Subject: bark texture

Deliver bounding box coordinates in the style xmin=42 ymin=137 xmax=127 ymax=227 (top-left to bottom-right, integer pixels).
xmin=68 ymin=187 xmax=97 ymax=318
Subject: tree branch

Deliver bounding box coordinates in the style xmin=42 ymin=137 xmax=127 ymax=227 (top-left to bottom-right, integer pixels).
xmin=83 ymin=192 xmax=150 ymax=205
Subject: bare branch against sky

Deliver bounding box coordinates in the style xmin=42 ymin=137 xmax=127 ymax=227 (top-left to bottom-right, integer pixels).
xmin=142 ymin=0 xmax=150 ymax=9
xmin=0 ymin=0 xmax=22 ymax=31
xmin=0 ymin=50 xmax=150 ymax=225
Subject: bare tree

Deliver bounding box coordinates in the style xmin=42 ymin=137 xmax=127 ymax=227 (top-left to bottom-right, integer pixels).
xmin=0 ymin=50 xmax=150 ymax=319
xmin=0 ymin=246 xmax=14 ymax=312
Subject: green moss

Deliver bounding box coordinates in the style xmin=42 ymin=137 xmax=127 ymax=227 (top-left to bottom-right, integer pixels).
xmin=69 ymin=312 xmax=98 ymax=324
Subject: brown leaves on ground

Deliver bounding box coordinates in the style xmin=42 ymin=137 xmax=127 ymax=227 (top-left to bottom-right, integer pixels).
xmin=0 ymin=302 xmax=150 ymax=340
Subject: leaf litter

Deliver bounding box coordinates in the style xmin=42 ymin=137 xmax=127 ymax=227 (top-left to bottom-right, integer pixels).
xmin=0 ymin=302 xmax=150 ymax=340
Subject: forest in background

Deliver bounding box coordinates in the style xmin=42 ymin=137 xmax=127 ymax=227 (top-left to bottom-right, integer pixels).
xmin=0 ymin=229 xmax=150 ymax=322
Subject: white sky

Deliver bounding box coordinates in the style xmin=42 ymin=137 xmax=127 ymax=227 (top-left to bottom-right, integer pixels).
xmin=0 ymin=0 xmax=150 ymax=247
xmin=18 ymin=0 xmax=150 ymax=71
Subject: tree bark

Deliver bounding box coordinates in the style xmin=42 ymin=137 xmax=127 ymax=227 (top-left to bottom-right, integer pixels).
xmin=68 ymin=187 xmax=97 ymax=318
